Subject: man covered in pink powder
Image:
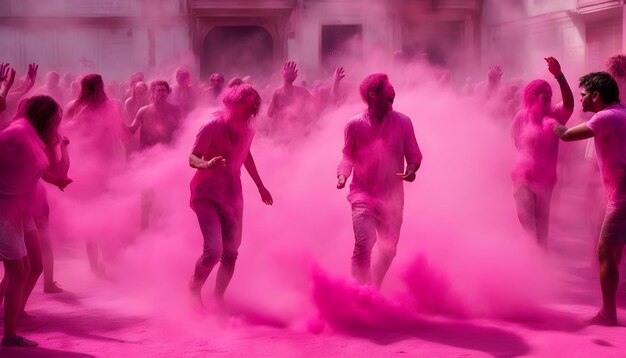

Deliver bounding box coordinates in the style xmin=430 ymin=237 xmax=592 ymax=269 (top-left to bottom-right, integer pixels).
xmin=554 ymin=72 xmax=626 ymax=326
xmin=129 ymin=80 xmax=181 ymax=229
xmin=267 ymin=61 xmax=313 ymax=137
xmin=337 ymin=73 xmax=422 ymax=288
xmin=188 ymin=84 xmax=273 ymax=305
xmin=511 ymin=57 xmax=574 ymax=248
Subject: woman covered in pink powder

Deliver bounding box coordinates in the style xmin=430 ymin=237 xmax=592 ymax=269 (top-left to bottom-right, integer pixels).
xmin=510 ymin=57 xmax=574 ymax=248
xmin=65 ymin=73 xmax=126 ymax=276
xmin=0 ymin=95 xmax=63 ymax=347
xmin=188 ymin=84 xmax=273 ymax=305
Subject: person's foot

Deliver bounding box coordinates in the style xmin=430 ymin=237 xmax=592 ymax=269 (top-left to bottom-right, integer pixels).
xmin=1 ymin=335 xmax=38 ymax=347
xmin=44 ymin=281 xmax=63 ymax=294
xmin=588 ymin=309 xmax=618 ymax=326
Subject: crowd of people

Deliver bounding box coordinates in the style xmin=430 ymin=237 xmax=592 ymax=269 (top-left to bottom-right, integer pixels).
xmin=0 ymin=52 xmax=625 ymax=348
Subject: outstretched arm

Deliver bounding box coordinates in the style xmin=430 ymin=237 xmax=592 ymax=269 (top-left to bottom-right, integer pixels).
xmin=243 ymin=151 xmax=273 ymax=205
xmin=554 ymin=122 xmax=594 ymax=142
xmin=545 ymin=57 xmax=574 ymax=122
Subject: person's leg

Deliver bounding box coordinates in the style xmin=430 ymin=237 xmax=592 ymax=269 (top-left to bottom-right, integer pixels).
xmin=39 ymin=223 xmax=61 ymax=293
xmin=86 ymin=240 xmax=102 ymax=275
xmin=535 ymin=188 xmax=553 ymax=249
xmin=593 ymin=209 xmax=625 ymax=325
xmin=214 ymin=206 xmax=243 ymax=300
xmin=20 ymin=230 xmax=42 ymax=314
xmin=141 ymin=189 xmax=154 ymax=230
xmin=350 ymin=203 xmax=378 ymax=285
xmin=513 ymin=186 xmax=538 ymax=240
xmin=371 ymin=210 xmax=402 ymax=289
xmin=190 ymin=201 xmax=223 ymax=301
xmin=1 ymin=258 xmax=37 ymax=346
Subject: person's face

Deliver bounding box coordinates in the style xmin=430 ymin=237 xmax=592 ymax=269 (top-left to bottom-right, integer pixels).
xmin=580 ymin=87 xmax=595 ymax=113
xmin=241 ymin=93 xmax=260 ymax=118
xmin=371 ymin=80 xmax=395 ymax=113
xmin=533 ymin=87 xmax=552 ymax=113
xmin=153 ymin=84 xmax=169 ymax=102
xmin=177 ymin=72 xmax=190 ymax=86
xmin=135 ymin=83 xmax=148 ymax=100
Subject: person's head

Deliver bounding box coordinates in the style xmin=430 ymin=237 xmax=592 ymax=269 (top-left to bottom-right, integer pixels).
xmin=175 ymin=68 xmax=190 ymax=87
xmin=579 ymin=72 xmax=620 ymax=113
xmin=606 ymin=54 xmax=626 ymax=80
xmin=209 ymin=73 xmax=224 ymax=88
xmin=45 ymin=71 xmax=60 ymax=87
xmin=77 ymin=73 xmax=108 ymax=109
xmin=228 ymin=77 xmax=243 ymax=88
xmin=21 ymin=95 xmax=62 ymax=148
xmin=522 ymin=79 xmax=552 ymax=113
xmin=360 ymin=73 xmax=395 ymax=114
xmin=222 ymin=84 xmax=262 ymax=121
xmin=281 ymin=61 xmax=298 ymax=84
xmin=150 ymin=80 xmax=171 ymax=103
xmin=129 ymin=72 xmax=144 ymax=87
xmin=133 ymin=81 xmax=148 ymax=100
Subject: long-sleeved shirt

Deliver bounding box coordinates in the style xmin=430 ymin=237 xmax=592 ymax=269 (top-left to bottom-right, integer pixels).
xmin=337 ymin=110 xmax=422 ymax=206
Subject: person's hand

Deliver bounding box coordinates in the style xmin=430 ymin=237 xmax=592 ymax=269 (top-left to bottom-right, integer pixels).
xmin=337 ymin=174 xmax=346 ymax=189
xmin=545 ymin=57 xmax=563 ymax=77
xmin=27 ymin=63 xmax=38 ymax=82
xmin=56 ymin=177 xmax=73 ymax=191
xmin=205 ymin=156 xmax=226 ymax=169
xmin=0 ymin=63 xmax=9 ymax=83
xmin=334 ymin=67 xmax=345 ymax=83
xmin=488 ymin=65 xmax=503 ymax=78
xmin=259 ymin=186 xmax=273 ymax=205
xmin=62 ymin=136 xmax=70 ymax=146
xmin=1 ymin=64 xmax=16 ymax=90
xmin=283 ymin=61 xmax=298 ymax=75
xmin=397 ymin=169 xmax=416 ymax=182
xmin=553 ymin=123 xmax=567 ymax=137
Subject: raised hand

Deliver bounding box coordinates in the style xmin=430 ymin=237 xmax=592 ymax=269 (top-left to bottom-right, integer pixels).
xmin=0 ymin=63 xmax=9 ymax=83
xmin=488 ymin=65 xmax=503 ymax=78
xmin=27 ymin=63 xmax=39 ymax=81
xmin=334 ymin=67 xmax=345 ymax=83
xmin=545 ymin=57 xmax=563 ymax=77
xmin=283 ymin=61 xmax=298 ymax=74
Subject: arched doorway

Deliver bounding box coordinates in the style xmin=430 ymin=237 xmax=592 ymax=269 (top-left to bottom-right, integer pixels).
xmin=202 ymin=26 xmax=274 ymax=81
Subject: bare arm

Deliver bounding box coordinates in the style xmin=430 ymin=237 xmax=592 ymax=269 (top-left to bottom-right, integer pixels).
xmin=267 ymin=91 xmax=278 ymax=118
xmin=546 ymin=57 xmax=574 ymax=122
xmin=128 ymin=107 xmax=145 ymax=134
xmin=188 ymin=153 xmax=225 ymax=169
xmin=244 ymin=151 xmax=273 ymax=205
xmin=554 ymin=122 xmax=594 ymax=142
xmin=42 ymin=137 xmax=72 ymax=190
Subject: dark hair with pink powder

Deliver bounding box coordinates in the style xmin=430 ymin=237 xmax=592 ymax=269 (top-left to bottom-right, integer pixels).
xmin=150 ymin=80 xmax=171 ymax=93
xmin=22 ymin=95 xmax=62 ymax=149
xmin=359 ymin=73 xmax=389 ymax=104
xmin=76 ymin=73 xmax=109 ymax=110
xmin=222 ymin=84 xmax=262 ymax=116
xmin=579 ymin=72 xmax=620 ymax=104
xmin=522 ymin=79 xmax=551 ymax=108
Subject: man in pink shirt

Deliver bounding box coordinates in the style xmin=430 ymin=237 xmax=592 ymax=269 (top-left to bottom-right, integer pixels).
xmin=188 ymin=84 xmax=273 ymax=305
xmin=337 ymin=73 xmax=422 ymax=288
xmin=555 ymin=72 xmax=626 ymax=326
